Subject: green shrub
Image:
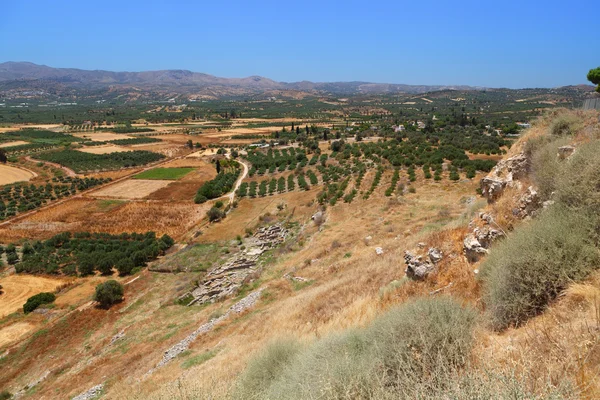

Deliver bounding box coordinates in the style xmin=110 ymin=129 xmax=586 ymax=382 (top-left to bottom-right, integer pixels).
xmin=0 ymin=391 xmax=12 ymax=400
xmin=480 ymin=206 xmax=599 ymax=330
xmin=207 ymin=207 xmax=226 ymax=222
xmin=23 ymin=292 xmax=56 ymax=314
xmin=528 ymin=136 xmax=570 ymax=200
xmin=549 ymin=114 xmax=582 ymax=136
xmin=94 ymin=280 xmax=124 ymax=308
xmin=235 ymin=297 xmax=477 ymax=400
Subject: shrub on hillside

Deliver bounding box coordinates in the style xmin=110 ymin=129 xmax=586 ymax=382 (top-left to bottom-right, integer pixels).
xmin=549 ymin=113 xmax=582 ymax=136
xmin=207 ymin=207 xmax=226 ymax=222
xmin=235 ymin=297 xmax=477 ymax=399
xmin=480 ymin=206 xmax=599 ymax=330
xmin=94 ymin=280 xmax=124 ymax=308
xmin=23 ymin=292 xmax=56 ymax=314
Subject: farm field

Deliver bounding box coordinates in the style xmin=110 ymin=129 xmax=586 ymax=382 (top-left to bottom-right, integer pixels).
xmin=0 ymin=274 xmax=66 ymax=318
xmin=77 ymin=144 xmax=128 ymax=154
xmin=90 ymin=179 xmax=172 ymax=199
xmin=0 ymin=140 xmax=29 ymax=148
xmin=0 ymin=197 xmax=209 ymax=241
xmin=72 ymin=132 xmax=134 ymax=141
xmin=133 ymin=167 xmax=194 ymax=180
xmin=0 ymin=164 xmax=36 ymax=185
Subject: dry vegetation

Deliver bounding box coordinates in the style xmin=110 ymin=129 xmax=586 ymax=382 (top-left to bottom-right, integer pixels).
xmin=1 ymin=110 xmax=599 ymax=400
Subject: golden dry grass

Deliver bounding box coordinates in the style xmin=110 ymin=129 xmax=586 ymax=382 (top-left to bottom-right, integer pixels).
xmin=90 ymin=179 xmax=173 ymax=199
xmin=0 ymin=164 xmax=36 ymax=185
xmin=0 ymin=274 xmax=65 ymax=318
xmin=77 ymin=145 xmax=128 ymax=154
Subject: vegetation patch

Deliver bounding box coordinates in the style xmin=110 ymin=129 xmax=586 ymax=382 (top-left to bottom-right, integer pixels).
xmin=180 ymin=350 xmax=217 ymax=369
xmin=235 ymin=297 xmax=477 ymax=399
xmin=133 ymin=167 xmax=194 ymax=180
xmin=23 ymin=292 xmax=56 ymax=314
xmin=36 ymin=149 xmax=165 ymax=173
xmin=13 ymin=231 xmax=174 ymax=276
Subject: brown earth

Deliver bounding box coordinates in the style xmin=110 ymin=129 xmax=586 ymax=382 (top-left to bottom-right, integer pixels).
xmin=90 ymin=179 xmax=173 ymax=200
xmin=0 ymin=164 xmax=36 ymax=185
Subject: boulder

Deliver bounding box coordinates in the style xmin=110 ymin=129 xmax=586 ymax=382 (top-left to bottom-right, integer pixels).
xmin=463 ymin=234 xmax=488 ymax=262
xmin=375 ymin=247 xmax=384 ymax=255
xmin=480 ymin=153 xmax=530 ymax=202
xmin=513 ymin=186 xmax=542 ymax=218
xmin=557 ymin=145 xmax=575 ymax=160
xmin=404 ymin=251 xmax=435 ymax=280
xmin=427 ymin=247 xmax=443 ymax=264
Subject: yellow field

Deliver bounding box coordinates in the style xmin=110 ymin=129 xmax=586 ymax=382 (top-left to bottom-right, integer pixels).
xmin=0 ymin=164 xmax=36 ymax=185
xmin=72 ymin=132 xmax=134 ymax=142
xmin=90 ymin=179 xmax=172 ymax=199
xmin=0 ymin=274 xmax=65 ymax=318
xmin=77 ymin=145 xmax=128 ymax=154
xmin=0 ymin=140 xmax=29 ymax=148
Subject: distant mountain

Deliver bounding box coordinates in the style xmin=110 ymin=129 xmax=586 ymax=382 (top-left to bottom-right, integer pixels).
xmin=0 ymin=62 xmax=483 ymax=97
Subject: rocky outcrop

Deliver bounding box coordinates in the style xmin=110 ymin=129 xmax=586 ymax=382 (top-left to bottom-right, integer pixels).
xmin=480 ymin=153 xmax=529 ymax=202
xmin=404 ymin=247 xmax=442 ymax=280
xmin=185 ymin=224 xmax=288 ymax=306
xmin=72 ymin=384 xmax=104 ymax=400
xmin=513 ymin=186 xmax=542 ymax=218
xmin=463 ymin=226 xmax=504 ymax=262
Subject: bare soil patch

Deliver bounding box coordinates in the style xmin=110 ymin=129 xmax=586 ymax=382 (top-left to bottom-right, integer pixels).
xmin=0 ymin=275 xmax=65 ymax=318
xmin=0 ymin=140 xmax=29 ymax=148
xmin=77 ymin=145 xmax=128 ymax=154
xmin=0 ymin=164 xmax=36 ymax=185
xmin=72 ymin=132 xmax=134 ymax=142
xmin=0 ymin=322 xmax=35 ymax=348
xmin=91 ymin=179 xmax=172 ymax=199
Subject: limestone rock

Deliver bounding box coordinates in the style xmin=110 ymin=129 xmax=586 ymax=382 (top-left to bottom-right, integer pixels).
xmin=72 ymin=384 xmax=104 ymax=400
xmin=480 ymin=153 xmax=529 ymax=202
xmin=514 ymin=186 xmax=542 ymax=218
xmin=404 ymin=251 xmax=435 ymax=280
xmin=375 ymin=247 xmax=384 ymax=255
xmin=463 ymin=234 xmax=488 ymax=262
xmin=427 ymin=247 xmax=443 ymax=264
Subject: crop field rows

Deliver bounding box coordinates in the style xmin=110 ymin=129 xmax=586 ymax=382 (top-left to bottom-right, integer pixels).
xmin=0 ymin=176 xmax=111 ymax=220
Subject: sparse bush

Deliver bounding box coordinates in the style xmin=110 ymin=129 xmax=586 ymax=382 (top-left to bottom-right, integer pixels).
xmin=481 ymin=206 xmax=599 ymax=330
xmin=94 ymin=280 xmax=124 ymax=308
xmin=549 ymin=113 xmax=582 ymax=136
xmin=215 ymin=200 xmax=224 ymax=208
xmin=0 ymin=391 xmax=12 ymax=400
xmin=235 ymin=297 xmax=477 ymax=399
xmin=23 ymin=292 xmax=56 ymax=314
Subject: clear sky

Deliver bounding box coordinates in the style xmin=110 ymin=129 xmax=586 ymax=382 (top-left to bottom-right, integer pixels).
xmin=1 ymin=0 xmax=598 ymax=88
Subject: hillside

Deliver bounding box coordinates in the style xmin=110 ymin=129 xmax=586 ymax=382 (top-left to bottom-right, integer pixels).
xmin=0 ymin=109 xmax=599 ymax=399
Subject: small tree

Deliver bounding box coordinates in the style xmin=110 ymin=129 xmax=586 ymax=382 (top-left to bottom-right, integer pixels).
xmin=23 ymin=292 xmax=56 ymax=314
xmin=588 ymin=67 xmax=600 ymax=92
xmin=0 ymin=149 xmax=7 ymax=164
xmin=207 ymin=206 xmax=225 ymax=222
xmin=94 ymin=280 xmax=124 ymax=308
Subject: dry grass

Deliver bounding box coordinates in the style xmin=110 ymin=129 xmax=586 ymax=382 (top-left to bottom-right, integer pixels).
xmin=0 ymin=164 xmax=36 ymax=185
xmin=0 ymin=274 xmax=66 ymax=318
xmin=77 ymin=145 xmax=128 ymax=154
xmin=91 ymin=179 xmax=173 ymax=199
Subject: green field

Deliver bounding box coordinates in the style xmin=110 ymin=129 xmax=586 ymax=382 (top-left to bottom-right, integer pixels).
xmin=133 ymin=167 xmax=194 ymax=180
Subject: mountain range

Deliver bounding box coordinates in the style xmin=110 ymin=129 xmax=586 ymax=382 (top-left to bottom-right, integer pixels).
xmin=0 ymin=62 xmax=483 ymax=96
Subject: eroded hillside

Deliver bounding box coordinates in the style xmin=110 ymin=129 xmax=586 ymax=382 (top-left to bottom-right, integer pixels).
xmin=1 ymin=109 xmax=599 ymax=400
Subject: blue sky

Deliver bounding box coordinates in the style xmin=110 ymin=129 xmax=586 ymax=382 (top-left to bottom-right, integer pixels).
xmin=1 ymin=0 xmax=598 ymax=88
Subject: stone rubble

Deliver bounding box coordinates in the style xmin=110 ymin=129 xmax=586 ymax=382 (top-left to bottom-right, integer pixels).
xmin=513 ymin=186 xmax=542 ymax=218
xmin=463 ymin=226 xmax=504 ymax=262
xmin=404 ymin=247 xmax=443 ymax=280
xmin=149 ymin=290 xmax=263 ymax=374
xmin=185 ymin=224 xmax=287 ymax=306
xmin=480 ymin=153 xmax=529 ymax=202
xmin=72 ymin=384 xmax=104 ymax=400
xmin=109 ymin=330 xmax=125 ymax=346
